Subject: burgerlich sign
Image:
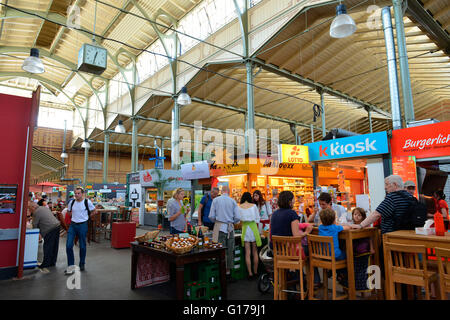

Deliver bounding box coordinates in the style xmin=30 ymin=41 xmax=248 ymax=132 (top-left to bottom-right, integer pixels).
xmin=391 ymin=121 xmax=450 ymax=159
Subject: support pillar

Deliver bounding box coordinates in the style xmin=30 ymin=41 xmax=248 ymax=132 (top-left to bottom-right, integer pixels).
xmin=171 ymin=100 xmax=180 ymax=169
xmin=131 ymin=117 xmax=138 ymax=172
xmin=320 ymin=91 xmax=326 ymax=138
xmin=83 ymin=146 xmax=89 ymax=186
xmin=103 ymin=132 xmax=109 ymax=183
xmin=393 ymin=0 xmax=415 ymax=124
xmin=368 ymin=108 xmax=373 ymax=133
xmin=246 ymin=61 xmax=256 ymax=157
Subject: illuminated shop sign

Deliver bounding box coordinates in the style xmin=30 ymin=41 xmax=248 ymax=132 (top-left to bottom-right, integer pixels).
xmin=305 ymin=131 xmax=389 ymax=161
xmin=278 ymin=144 xmax=309 ymax=164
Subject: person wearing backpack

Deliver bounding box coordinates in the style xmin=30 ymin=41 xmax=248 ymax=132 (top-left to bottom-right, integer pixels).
xmin=198 ymin=187 xmax=219 ymax=230
xmin=64 ymin=187 xmax=96 ymax=275
xmin=351 ymin=175 xmax=426 ymax=234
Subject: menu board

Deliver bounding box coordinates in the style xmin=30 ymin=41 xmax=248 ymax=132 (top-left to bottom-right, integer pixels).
xmin=392 ymin=156 xmax=418 ymax=198
xmin=0 ymin=185 xmax=18 ymax=214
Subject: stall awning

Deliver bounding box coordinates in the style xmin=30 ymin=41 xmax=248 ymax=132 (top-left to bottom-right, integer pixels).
xmin=30 ymin=147 xmax=67 ymax=185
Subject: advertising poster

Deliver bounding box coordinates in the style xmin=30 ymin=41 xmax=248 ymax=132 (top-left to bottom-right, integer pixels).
xmin=0 ymin=185 xmax=17 ymax=214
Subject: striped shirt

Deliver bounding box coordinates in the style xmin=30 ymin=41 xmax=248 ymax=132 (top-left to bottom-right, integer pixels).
xmin=376 ymin=190 xmax=413 ymax=234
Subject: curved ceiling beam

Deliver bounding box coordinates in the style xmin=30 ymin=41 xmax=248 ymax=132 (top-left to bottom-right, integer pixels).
xmin=0 ymin=72 xmax=86 ymax=124
xmin=0 ymin=6 xmax=136 ymax=107
xmin=0 ymin=46 xmax=106 ymax=111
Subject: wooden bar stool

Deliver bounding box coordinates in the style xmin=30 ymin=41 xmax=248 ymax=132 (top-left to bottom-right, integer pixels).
xmin=385 ymin=242 xmax=438 ymax=300
xmin=307 ymin=234 xmax=348 ymax=300
xmin=272 ymin=236 xmax=308 ymax=300
xmin=435 ymin=247 xmax=450 ymax=300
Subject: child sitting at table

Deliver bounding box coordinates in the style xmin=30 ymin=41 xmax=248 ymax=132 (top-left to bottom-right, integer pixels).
xmin=351 ymin=207 xmax=375 ymax=255
xmin=318 ymin=208 xmax=351 ymax=283
xmin=318 ymin=208 xmax=351 ymax=260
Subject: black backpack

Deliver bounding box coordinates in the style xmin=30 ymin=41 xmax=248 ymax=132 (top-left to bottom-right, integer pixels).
xmin=69 ymin=198 xmax=92 ymax=220
xmin=394 ymin=192 xmax=428 ymax=230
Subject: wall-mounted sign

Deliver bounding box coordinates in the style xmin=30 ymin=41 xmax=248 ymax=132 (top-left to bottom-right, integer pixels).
xmin=181 ymin=161 xmax=211 ymax=180
xmin=305 ymin=131 xmax=389 ymax=162
xmin=278 ymin=144 xmax=309 ymax=164
xmin=139 ymin=169 xmax=191 ymax=189
xmin=390 ymin=121 xmax=450 ymax=159
xmin=0 ymin=185 xmax=17 ymax=214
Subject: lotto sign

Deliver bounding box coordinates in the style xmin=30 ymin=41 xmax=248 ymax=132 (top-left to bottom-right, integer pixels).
xmin=305 ymin=131 xmax=389 ymax=161
xmin=278 ymin=144 xmax=309 ymax=164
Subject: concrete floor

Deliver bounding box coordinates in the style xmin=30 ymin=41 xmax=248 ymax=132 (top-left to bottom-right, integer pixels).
xmin=0 ymin=227 xmax=274 ymax=300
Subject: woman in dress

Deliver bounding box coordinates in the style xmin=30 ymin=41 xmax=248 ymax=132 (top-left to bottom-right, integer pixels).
xmin=239 ymin=192 xmax=261 ymax=280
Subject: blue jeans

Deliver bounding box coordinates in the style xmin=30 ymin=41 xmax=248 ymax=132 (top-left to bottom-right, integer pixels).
xmin=66 ymin=221 xmax=88 ymax=267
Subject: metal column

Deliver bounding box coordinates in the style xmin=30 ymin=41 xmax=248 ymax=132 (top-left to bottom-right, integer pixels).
xmin=171 ymin=100 xmax=180 ymax=169
xmin=246 ymin=61 xmax=256 ymax=156
xmin=368 ymin=108 xmax=373 ymax=133
xmin=393 ymin=0 xmax=415 ymax=124
xmin=103 ymin=132 xmax=109 ymax=183
xmin=310 ymin=124 xmax=315 ymax=143
xmin=83 ymin=146 xmax=89 ymax=186
xmin=320 ymin=92 xmax=326 ymax=138
xmin=381 ymin=6 xmax=403 ymax=130
xmin=131 ymin=117 xmax=138 ymax=172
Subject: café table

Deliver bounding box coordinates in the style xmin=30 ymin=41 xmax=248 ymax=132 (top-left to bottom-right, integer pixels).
xmin=312 ymin=227 xmax=380 ymax=300
xmin=382 ymin=230 xmax=450 ymax=299
xmin=131 ymin=242 xmax=227 ymax=300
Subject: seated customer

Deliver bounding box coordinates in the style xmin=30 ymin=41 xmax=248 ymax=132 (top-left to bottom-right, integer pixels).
xmin=269 ymin=191 xmax=303 ymax=249
xmin=318 ymin=208 xmax=350 ymax=261
xmin=351 ymin=207 xmax=374 ymax=255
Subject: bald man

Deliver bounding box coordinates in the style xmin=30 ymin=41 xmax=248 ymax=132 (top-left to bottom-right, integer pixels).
xmin=29 ymin=201 xmax=61 ymax=271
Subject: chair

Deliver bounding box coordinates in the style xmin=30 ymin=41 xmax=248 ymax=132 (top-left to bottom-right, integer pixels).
xmin=435 ymin=247 xmax=450 ymax=300
xmin=384 ymin=242 xmax=438 ymax=300
xmin=342 ymin=252 xmax=376 ymax=299
xmin=307 ymin=234 xmax=348 ymax=300
xmin=272 ymin=236 xmax=308 ymax=300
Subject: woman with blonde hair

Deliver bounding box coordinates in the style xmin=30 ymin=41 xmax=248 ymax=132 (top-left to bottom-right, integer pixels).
xmin=167 ymin=188 xmax=190 ymax=234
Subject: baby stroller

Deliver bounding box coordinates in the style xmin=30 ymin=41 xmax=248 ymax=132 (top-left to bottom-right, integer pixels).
xmin=257 ymin=244 xmax=273 ymax=293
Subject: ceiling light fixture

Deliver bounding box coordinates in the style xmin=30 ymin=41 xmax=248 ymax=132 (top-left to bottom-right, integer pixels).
xmin=177 ymin=86 xmax=192 ymax=106
xmin=22 ymin=48 xmax=45 ymax=74
xmin=81 ymin=140 xmax=90 ymax=149
xmin=60 ymin=152 xmax=68 ymax=159
xmin=115 ymin=120 xmax=126 ymax=133
xmin=330 ymin=3 xmax=356 ymax=38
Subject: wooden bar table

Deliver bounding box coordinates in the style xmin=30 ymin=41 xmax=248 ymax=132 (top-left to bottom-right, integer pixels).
xmin=131 ymin=242 xmax=227 ymax=300
xmin=382 ymin=230 xmax=450 ymax=299
xmin=312 ymin=227 xmax=380 ymax=300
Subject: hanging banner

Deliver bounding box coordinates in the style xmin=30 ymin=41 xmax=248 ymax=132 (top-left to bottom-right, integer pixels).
xmin=180 ymin=161 xmax=210 ymax=180
xmin=139 ymin=169 xmax=191 ymax=189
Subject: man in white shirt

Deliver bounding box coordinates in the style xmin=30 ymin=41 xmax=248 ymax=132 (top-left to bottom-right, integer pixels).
xmin=65 ymin=187 xmax=96 ymax=274
xmin=308 ymin=192 xmax=348 ymax=225
xmin=209 ymin=185 xmax=240 ymax=278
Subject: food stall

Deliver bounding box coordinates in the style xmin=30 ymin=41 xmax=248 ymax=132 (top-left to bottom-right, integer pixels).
xmin=139 ymin=169 xmax=191 ymax=228
xmin=305 ymin=131 xmax=390 ymax=215
xmin=208 ymin=154 xmax=316 ymax=212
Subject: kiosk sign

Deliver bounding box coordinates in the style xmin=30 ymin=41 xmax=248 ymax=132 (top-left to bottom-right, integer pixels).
xmin=306 ymin=131 xmax=389 ymax=161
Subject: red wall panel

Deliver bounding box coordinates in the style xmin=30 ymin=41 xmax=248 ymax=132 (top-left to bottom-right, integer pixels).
xmin=0 ymin=93 xmax=33 ymax=268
